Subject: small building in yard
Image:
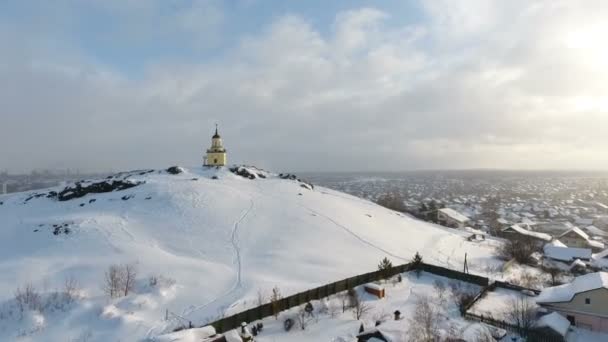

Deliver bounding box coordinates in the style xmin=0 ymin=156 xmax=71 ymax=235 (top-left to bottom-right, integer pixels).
xmin=558 ymin=227 xmax=605 ymax=252
xmin=544 ymin=245 xmax=592 ymax=263
xmin=364 ymin=283 xmax=385 ymax=299
xmin=536 ymin=272 xmax=608 ymax=332
xmin=501 ymin=224 xmax=552 ymax=243
xmin=437 ymin=208 xmax=470 ymax=228
xmin=464 ymin=227 xmax=486 ymax=242
xmin=534 ymin=311 xmax=571 ymax=342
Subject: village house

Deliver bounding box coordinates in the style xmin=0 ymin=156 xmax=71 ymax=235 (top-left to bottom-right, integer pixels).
xmin=501 ymin=224 xmax=552 ymax=243
xmin=543 ymin=245 xmax=592 ymax=263
xmin=536 ymin=272 xmax=608 ymax=332
xmin=558 ymin=227 xmax=605 ymax=252
xmin=437 ymin=208 xmax=470 ymax=228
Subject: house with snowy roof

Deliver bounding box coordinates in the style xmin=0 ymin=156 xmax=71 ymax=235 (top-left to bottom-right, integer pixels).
xmin=536 ymin=272 xmax=608 ymax=332
xmin=501 ymin=224 xmax=552 ymax=243
xmin=584 ymin=225 xmax=608 ymax=238
xmin=543 ymin=245 xmax=592 ymax=263
xmin=534 ymin=312 xmax=571 ymax=341
xmin=437 ymin=208 xmax=469 ymax=228
xmin=558 ymin=227 xmax=605 ymax=252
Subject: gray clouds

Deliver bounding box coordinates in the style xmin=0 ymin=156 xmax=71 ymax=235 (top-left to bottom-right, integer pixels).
xmin=1 ymin=1 xmax=607 ymax=172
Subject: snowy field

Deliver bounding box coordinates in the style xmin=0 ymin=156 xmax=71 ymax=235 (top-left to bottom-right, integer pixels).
xmin=468 ymin=287 xmax=538 ymax=323
xmin=0 ymin=166 xmax=503 ymax=341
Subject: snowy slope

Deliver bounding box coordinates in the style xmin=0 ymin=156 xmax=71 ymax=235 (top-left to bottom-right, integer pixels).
xmin=0 ymin=166 xmax=501 ymax=341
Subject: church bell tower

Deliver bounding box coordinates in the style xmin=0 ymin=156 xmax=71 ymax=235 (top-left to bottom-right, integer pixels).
xmin=204 ymin=124 xmax=227 ymax=166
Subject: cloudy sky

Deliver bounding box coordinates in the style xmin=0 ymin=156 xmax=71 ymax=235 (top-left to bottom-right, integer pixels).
xmin=1 ymin=0 xmax=607 ymax=173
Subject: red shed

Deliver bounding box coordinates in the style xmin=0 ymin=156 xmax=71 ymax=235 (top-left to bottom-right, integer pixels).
xmin=364 ymin=283 xmax=385 ymax=299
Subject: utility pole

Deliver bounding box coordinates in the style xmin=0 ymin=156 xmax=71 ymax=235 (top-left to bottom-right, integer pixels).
xmin=463 ymin=252 xmax=469 ymax=274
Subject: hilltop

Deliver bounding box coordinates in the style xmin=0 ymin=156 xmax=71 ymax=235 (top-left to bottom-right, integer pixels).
xmin=0 ymin=166 xmax=501 ymax=341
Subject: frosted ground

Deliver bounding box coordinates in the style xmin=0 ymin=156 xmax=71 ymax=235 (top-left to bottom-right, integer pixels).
xmin=0 ymin=166 xmax=502 ymax=341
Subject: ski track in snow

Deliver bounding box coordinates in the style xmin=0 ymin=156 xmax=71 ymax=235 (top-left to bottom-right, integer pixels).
xmin=303 ymin=205 xmax=409 ymax=262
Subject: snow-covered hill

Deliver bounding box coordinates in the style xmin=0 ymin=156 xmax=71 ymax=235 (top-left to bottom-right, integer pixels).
xmin=0 ymin=166 xmax=502 ymax=341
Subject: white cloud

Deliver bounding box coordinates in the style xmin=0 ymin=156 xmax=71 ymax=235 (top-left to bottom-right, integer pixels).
xmin=1 ymin=1 xmax=608 ymax=172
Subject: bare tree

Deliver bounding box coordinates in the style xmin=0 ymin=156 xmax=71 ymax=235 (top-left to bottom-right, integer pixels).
xmin=544 ymin=266 xmax=563 ymax=286
xmin=449 ymin=281 xmax=477 ymax=314
xmin=270 ymin=286 xmax=282 ymax=319
xmin=104 ymin=265 xmax=122 ymax=298
xmin=407 ymin=295 xmax=439 ymax=342
xmin=122 ymin=263 xmax=137 ymax=296
xmin=498 ymin=238 xmax=540 ymax=264
xmin=352 ymin=292 xmax=371 ymax=320
xmin=504 ymin=297 xmax=537 ymax=334
xmin=64 ymin=276 xmax=79 ymax=303
xmin=297 ymin=306 xmax=314 ymax=330
xmin=256 ymin=288 xmax=265 ymax=306
xmin=14 ymin=284 xmax=41 ymax=314
xmin=433 ymin=279 xmax=447 ymax=305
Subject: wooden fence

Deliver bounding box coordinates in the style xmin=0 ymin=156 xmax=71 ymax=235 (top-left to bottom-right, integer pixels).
xmin=205 ymin=262 xmax=491 ymax=334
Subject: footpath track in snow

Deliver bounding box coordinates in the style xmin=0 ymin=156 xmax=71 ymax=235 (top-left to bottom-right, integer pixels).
xmin=180 ymin=193 xmax=255 ymax=320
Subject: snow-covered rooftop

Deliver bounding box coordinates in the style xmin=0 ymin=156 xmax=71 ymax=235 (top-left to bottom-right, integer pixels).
xmin=559 ymin=227 xmax=590 ymax=240
xmin=585 ymin=225 xmax=608 ymax=237
xmin=536 ymin=312 xmax=570 ymax=337
xmin=543 ymin=245 xmax=592 ymax=262
xmin=593 ymin=248 xmax=608 ymax=260
xmin=537 ymin=272 xmax=608 ymax=304
xmin=502 ymin=224 xmax=552 ymax=242
xmin=438 ymin=208 xmax=470 ymax=223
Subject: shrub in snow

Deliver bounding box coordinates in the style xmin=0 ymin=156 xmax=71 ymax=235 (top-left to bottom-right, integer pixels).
xmin=148 ymin=274 xmax=176 ymax=289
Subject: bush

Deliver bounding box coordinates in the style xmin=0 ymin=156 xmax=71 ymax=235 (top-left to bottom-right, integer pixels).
xmin=14 ymin=284 xmax=41 ymax=314
xmin=498 ymin=238 xmax=539 ymax=264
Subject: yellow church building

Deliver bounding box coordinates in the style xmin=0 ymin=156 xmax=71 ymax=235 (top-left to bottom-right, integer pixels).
xmin=204 ymin=125 xmax=227 ymax=166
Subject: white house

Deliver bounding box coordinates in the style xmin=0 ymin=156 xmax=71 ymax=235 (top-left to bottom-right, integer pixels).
xmin=559 ymin=227 xmax=605 ymax=252
xmin=536 ymin=272 xmax=608 ymax=332
xmin=501 ymin=224 xmax=552 ymax=243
